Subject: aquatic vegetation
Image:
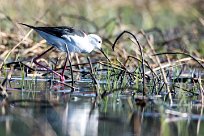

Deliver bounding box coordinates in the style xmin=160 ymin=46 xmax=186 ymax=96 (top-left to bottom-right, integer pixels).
xmin=0 ymin=0 xmax=204 ymax=135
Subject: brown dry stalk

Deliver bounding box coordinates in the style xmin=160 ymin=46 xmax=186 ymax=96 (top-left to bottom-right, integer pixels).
xmin=198 ymin=76 xmax=204 ymax=104
xmin=0 ymin=66 xmax=14 ymax=97
xmin=0 ymin=29 xmax=33 ymax=69
xmin=145 ymin=57 xmax=199 ymax=74
xmin=21 ymin=40 xmax=46 ymax=55
xmin=140 ymin=30 xmax=173 ymax=104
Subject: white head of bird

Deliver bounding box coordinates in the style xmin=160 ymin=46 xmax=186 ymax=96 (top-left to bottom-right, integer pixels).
xmin=88 ymin=34 xmax=102 ymax=50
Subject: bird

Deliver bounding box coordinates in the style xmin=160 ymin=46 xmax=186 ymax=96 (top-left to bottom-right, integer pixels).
xmin=19 ymin=23 xmax=103 ymax=87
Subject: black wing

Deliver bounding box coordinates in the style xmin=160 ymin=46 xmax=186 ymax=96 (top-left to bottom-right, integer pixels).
xmin=19 ymin=23 xmax=86 ymax=38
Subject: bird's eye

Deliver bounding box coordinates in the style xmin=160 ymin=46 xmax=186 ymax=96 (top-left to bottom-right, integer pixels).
xmin=98 ymin=41 xmax=101 ymax=43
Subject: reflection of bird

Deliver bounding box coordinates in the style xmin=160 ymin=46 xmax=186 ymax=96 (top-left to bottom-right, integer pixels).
xmin=20 ymin=23 xmax=102 ymax=85
xmin=62 ymin=99 xmax=99 ymax=136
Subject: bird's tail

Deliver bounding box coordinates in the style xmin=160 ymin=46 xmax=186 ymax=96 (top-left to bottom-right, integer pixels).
xmin=19 ymin=23 xmax=36 ymax=29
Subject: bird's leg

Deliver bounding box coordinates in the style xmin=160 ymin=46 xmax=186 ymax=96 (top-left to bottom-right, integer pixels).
xmin=61 ymin=53 xmax=68 ymax=82
xmin=33 ymin=46 xmax=65 ymax=82
xmin=68 ymin=53 xmax=74 ymax=91
xmin=64 ymin=44 xmax=74 ymax=91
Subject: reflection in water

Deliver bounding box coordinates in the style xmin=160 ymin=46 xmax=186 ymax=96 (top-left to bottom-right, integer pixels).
xmin=130 ymin=110 xmax=161 ymax=136
xmin=63 ymin=98 xmax=98 ymax=136
xmin=0 ymin=95 xmax=99 ymax=136
xmin=1 ymin=92 xmax=204 ymax=136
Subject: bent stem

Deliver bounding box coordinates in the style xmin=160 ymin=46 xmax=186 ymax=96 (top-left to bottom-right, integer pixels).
xmin=112 ymin=31 xmax=146 ymax=96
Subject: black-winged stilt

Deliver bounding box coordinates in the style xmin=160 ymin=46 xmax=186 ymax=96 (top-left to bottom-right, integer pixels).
xmin=20 ymin=23 xmax=102 ymax=87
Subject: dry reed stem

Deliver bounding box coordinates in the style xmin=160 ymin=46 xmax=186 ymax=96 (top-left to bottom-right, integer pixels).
xmin=198 ymin=76 xmax=204 ymax=104
xmin=0 ymin=66 xmax=13 ymax=97
xmin=140 ymin=30 xmax=173 ymax=104
xmin=154 ymin=52 xmax=204 ymax=69
xmin=0 ymin=29 xmax=33 ymax=69
xmin=21 ymin=40 xmax=46 ymax=55
xmin=145 ymin=57 xmax=200 ymax=74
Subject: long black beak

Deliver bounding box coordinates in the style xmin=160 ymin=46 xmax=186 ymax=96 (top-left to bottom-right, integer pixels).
xmin=99 ymin=48 xmax=111 ymax=63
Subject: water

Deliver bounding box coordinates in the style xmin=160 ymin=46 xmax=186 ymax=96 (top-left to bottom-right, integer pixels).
xmin=0 ymin=80 xmax=204 ymax=136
